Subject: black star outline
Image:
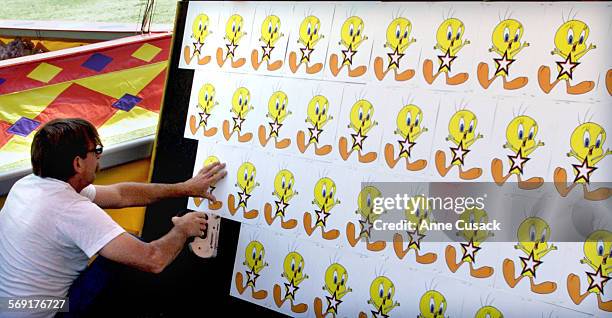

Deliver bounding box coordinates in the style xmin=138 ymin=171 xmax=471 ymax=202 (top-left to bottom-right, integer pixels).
xmin=460 ymin=239 xmax=482 ymax=263
xmin=572 ymin=158 xmax=597 ymax=184
xmin=437 ymin=49 xmax=457 ymax=73
xmin=493 ymin=50 xmax=515 ymax=75
xmin=519 ymin=250 xmax=543 ymax=278
xmin=450 ymin=143 xmax=470 ymax=166
xmin=507 ymin=149 xmax=530 ymax=175
xmin=387 ymin=47 xmax=404 ymax=69
xmin=586 ymin=265 xmax=610 ymax=295
xmin=555 ymin=53 xmax=580 ymax=80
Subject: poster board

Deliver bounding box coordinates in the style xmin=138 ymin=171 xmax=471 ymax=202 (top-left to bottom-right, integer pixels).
xmin=143 ymin=1 xmax=611 ymax=316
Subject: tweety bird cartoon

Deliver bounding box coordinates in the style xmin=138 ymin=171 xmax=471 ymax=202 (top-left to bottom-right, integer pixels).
xmin=251 ymin=14 xmax=284 ymax=71
xmin=358 ymin=276 xmax=400 ymax=318
xmin=227 ymin=161 xmax=260 ymax=219
xmin=338 ymin=99 xmax=379 ymax=163
xmin=273 ymin=251 xmax=309 ymax=313
xmin=393 ymin=194 xmax=438 ymax=264
xmin=346 ymin=186 xmax=386 ymax=252
xmin=477 ymin=18 xmax=530 ymax=90
xmin=554 ymin=120 xmax=610 ymax=201
xmin=435 ymin=109 xmax=484 ymax=180
xmin=566 ymin=230 xmax=611 ymax=312
xmin=289 ymin=15 xmax=325 ymax=74
xmin=296 ymin=94 xmax=334 ymax=156
xmin=235 ymin=240 xmax=269 ymax=300
xmin=445 ymin=208 xmax=494 ymax=279
xmin=264 ymin=169 xmax=298 ymax=229
xmin=222 ymin=86 xmax=254 ymax=143
xmin=384 ymin=103 xmax=428 ymax=171
xmin=503 ymin=217 xmax=558 ymax=294
xmin=303 ymin=177 xmax=341 ymax=240
xmin=423 ymin=17 xmax=470 ymax=85
xmin=417 ymin=289 xmax=448 ymax=318
xmin=313 ymin=262 xmax=352 ymax=318
xmin=538 ymin=18 xmax=596 ymax=95
xmin=329 ymin=16 xmax=369 ymax=77
xmin=184 ymin=13 xmax=212 ymax=65
xmin=374 ymin=17 xmax=417 ymax=81
xmin=216 ymin=14 xmax=247 ymax=68
xmin=258 ymin=90 xmax=292 ymax=149
xmin=189 ymin=83 xmax=219 ymax=137
xmin=192 ymin=155 xmax=223 ymax=211
xmin=491 ymin=114 xmax=545 ymax=189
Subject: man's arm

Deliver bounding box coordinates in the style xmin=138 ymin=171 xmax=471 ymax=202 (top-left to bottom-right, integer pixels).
xmin=99 ymin=212 xmax=207 ymax=273
xmin=93 ymin=162 xmax=226 ymax=209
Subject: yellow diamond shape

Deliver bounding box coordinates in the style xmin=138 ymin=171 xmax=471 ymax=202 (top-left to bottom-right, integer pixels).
xmin=27 ymin=62 xmax=63 ymax=83
xmin=132 ymin=43 xmax=162 ymax=62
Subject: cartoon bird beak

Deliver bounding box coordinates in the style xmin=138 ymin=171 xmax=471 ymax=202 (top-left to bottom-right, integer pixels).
xmin=535 ymin=241 xmax=539 ymax=249
xmin=588 ymin=146 xmax=594 ymax=156
xmin=522 ymin=138 xmax=527 ymax=147
xmin=462 ymin=132 xmax=467 ymax=140
xmin=572 ymin=43 xmax=577 ymax=52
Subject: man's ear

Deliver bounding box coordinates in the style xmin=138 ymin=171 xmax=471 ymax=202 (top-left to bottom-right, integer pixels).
xmin=73 ymin=156 xmax=85 ymax=174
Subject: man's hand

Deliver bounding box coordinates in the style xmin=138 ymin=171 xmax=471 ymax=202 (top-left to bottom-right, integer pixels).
xmin=181 ymin=162 xmax=227 ymax=201
xmin=172 ymin=212 xmax=208 ymax=238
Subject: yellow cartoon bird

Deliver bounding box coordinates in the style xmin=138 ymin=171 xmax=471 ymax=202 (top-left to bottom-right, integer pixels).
xmin=264 ymin=169 xmax=298 ymax=229
xmin=538 ymin=19 xmax=596 ymax=95
xmin=491 ymin=115 xmax=545 ymax=189
xmin=251 ymin=15 xmax=284 ymax=71
xmin=362 ymin=276 xmax=400 ymax=317
xmin=567 ymin=230 xmax=612 ymax=311
xmin=435 ymin=109 xmax=483 ymax=180
xmin=478 ymin=18 xmax=530 ymax=90
xmin=297 ymin=95 xmax=333 ymax=156
xmin=273 ymin=251 xmax=309 ymax=313
xmin=189 ymin=83 xmax=219 ymax=137
xmin=289 ymin=15 xmax=325 ymax=74
xmin=384 ymin=104 xmax=428 ymax=171
xmin=417 ymin=290 xmax=447 ymax=318
xmin=346 ymin=186 xmax=386 ymax=252
xmin=423 ymin=17 xmax=470 ymax=85
xmin=339 ymin=99 xmax=378 ymax=163
xmin=227 ymin=162 xmax=259 ymax=219
xmin=554 ymin=121 xmax=610 ymax=201
xmin=329 ymin=16 xmax=368 ymax=77
xmin=235 ymin=240 xmax=269 ymax=300
xmin=502 ymin=217 xmax=558 ymax=294
xmin=393 ymin=194 xmax=437 ymax=264
xmin=258 ymin=90 xmax=292 ymax=149
xmin=303 ymin=177 xmax=340 ymax=240
xmin=217 ymin=14 xmax=247 ymax=68
xmin=474 ymin=305 xmax=503 ymax=318
xmin=184 ymin=13 xmax=212 ymax=65
xmin=374 ymin=17 xmax=417 ymax=81
xmin=192 ymin=155 xmax=223 ymax=210
xmin=314 ymin=262 xmax=352 ymax=317
xmin=222 ymin=86 xmax=254 ymax=142
xmin=445 ymin=208 xmax=494 ymax=278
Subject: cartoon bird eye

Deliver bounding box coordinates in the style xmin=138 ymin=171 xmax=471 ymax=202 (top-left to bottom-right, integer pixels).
xmin=298 ymin=262 xmax=302 ymax=273
xmin=252 ymin=247 xmax=256 ymax=260
xmin=396 ymin=25 xmax=401 ymax=39
xmin=198 ymin=20 xmax=203 ymax=31
xmin=567 ymin=29 xmax=574 ymax=45
xmin=597 ymin=240 xmax=604 ymax=256
xmin=529 ymin=224 xmax=536 ymax=241
xmin=204 ymin=92 xmax=209 ymax=101
xmin=447 ymin=26 xmax=452 ymax=40
xmin=288 ymin=180 xmax=292 ymax=189
xmin=291 ymin=259 xmax=295 ymax=271
xmin=238 ymin=25 xmax=241 ymax=32
xmin=406 ymin=113 xmax=411 ymax=126
xmin=468 ymin=120 xmax=474 ymax=133
xmin=404 ymin=29 xmax=409 ymax=39
xmin=469 ymin=213 xmax=475 ymax=224
xmin=322 ymin=105 xmax=327 ymax=115
xmin=486 ymin=314 xmax=491 ymax=318
xmin=314 ymin=24 xmax=318 ymax=35
xmin=541 ymin=227 xmax=547 ymax=243
xmin=359 ymin=108 xmax=363 ymax=121
xmin=529 ymin=127 xmax=535 ymax=140
xmin=357 ymin=25 xmax=362 ymax=37
xmin=504 ymin=27 xmax=510 ymax=42
xmin=480 ymin=216 xmax=486 ymax=224
xmin=238 ymin=96 xmax=243 ymax=105
xmin=315 ymin=103 xmax=320 ymax=115
xmin=459 ymin=118 xmax=465 ymax=132
xmin=282 ymin=99 xmax=287 ymax=110
xmin=275 ymin=100 xmax=279 ymax=110
xmin=307 ymin=23 xmax=312 ymax=35
xmin=378 ymin=284 xmax=384 ymax=298
xmin=456 ymin=29 xmax=461 ymax=40
xmin=274 ymin=25 xmax=279 ymax=34
xmin=415 ymin=208 xmax=420 ymax=217
xmin=439 ymin=302 xmax=445 ymax=315
xmin=259 ymin=250 xmax=264 ymax=260
xmin=333 ymin=271 xmax=338 ymax=284
xmin=415 ymin=114 xmax=420 ymax=126
xmin=514 ymin=31 xmax=520 ymax=42
xmin=595 ymin=134 xmax=602 ymax=148
xmin=387 ymin=289 xmax=392 ymax=300
xmin=366 ymin=193 xmax=372 ymax=207
xmin=518 ymin=124 xmax=524 ymax=140
xmin=341 ymin=274 xmax=346 ymax=285
xmin=366 ymin=109 xmax=371 ymax=121
xmin=232 ymin=21 xmax=236 ymax=33
xmin=349 ymin=24 xmax=354 ymax=37
xmin=282 ymin=176 xmax=286 ymax=189
xmin=268 ymin=22 xmax=273 ymax=34
xmin=329 ymin=188 xmax=334 ymax=198
xmin=203 ymin=24 xmax=207 ymax=31
xmin=322 ymin=184 xmax=327 ymax=198
xmin=243 ymin=169 xmax=248 ymax=181
xmin=584 ymin=131 xmax=591 ymax=147
xmin=430 ymin=298 xmax=435 ymax=313
xmin=579 ymin=30 xmax=585 ymax=45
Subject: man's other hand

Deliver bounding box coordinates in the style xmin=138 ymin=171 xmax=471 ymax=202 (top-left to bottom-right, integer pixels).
xmin=172 ymin=212 xmax=208 ymax=238
xmin=181 ymin=162 xmax=227 ymax=201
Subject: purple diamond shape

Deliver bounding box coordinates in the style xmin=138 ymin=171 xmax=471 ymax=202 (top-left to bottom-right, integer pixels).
xmin=82 ymin=53 xmax=113 ymax=72
xmin=0 ymin=78 xmax=5 ymax=85
xmin=112 ymin=94 xmax=142 ymax=111
xmin=7 ymin=117 xmax=40 ymax=137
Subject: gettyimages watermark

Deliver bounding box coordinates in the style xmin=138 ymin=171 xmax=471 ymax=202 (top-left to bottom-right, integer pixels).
xmin=356 ymin=182 xmax=611 ymax=243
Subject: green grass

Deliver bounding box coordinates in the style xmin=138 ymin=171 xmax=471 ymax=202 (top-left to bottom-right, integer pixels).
xmin=0 ymin=0 xmax=178 ymax=24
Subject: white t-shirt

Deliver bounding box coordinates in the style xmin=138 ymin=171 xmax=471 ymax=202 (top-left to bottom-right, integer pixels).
xmin=0 ymin=174 xmax=125 ymax=308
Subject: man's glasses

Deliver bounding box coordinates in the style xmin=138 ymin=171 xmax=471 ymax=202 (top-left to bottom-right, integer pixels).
xmin=88 ymin=144 xmax=104 ymax=155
